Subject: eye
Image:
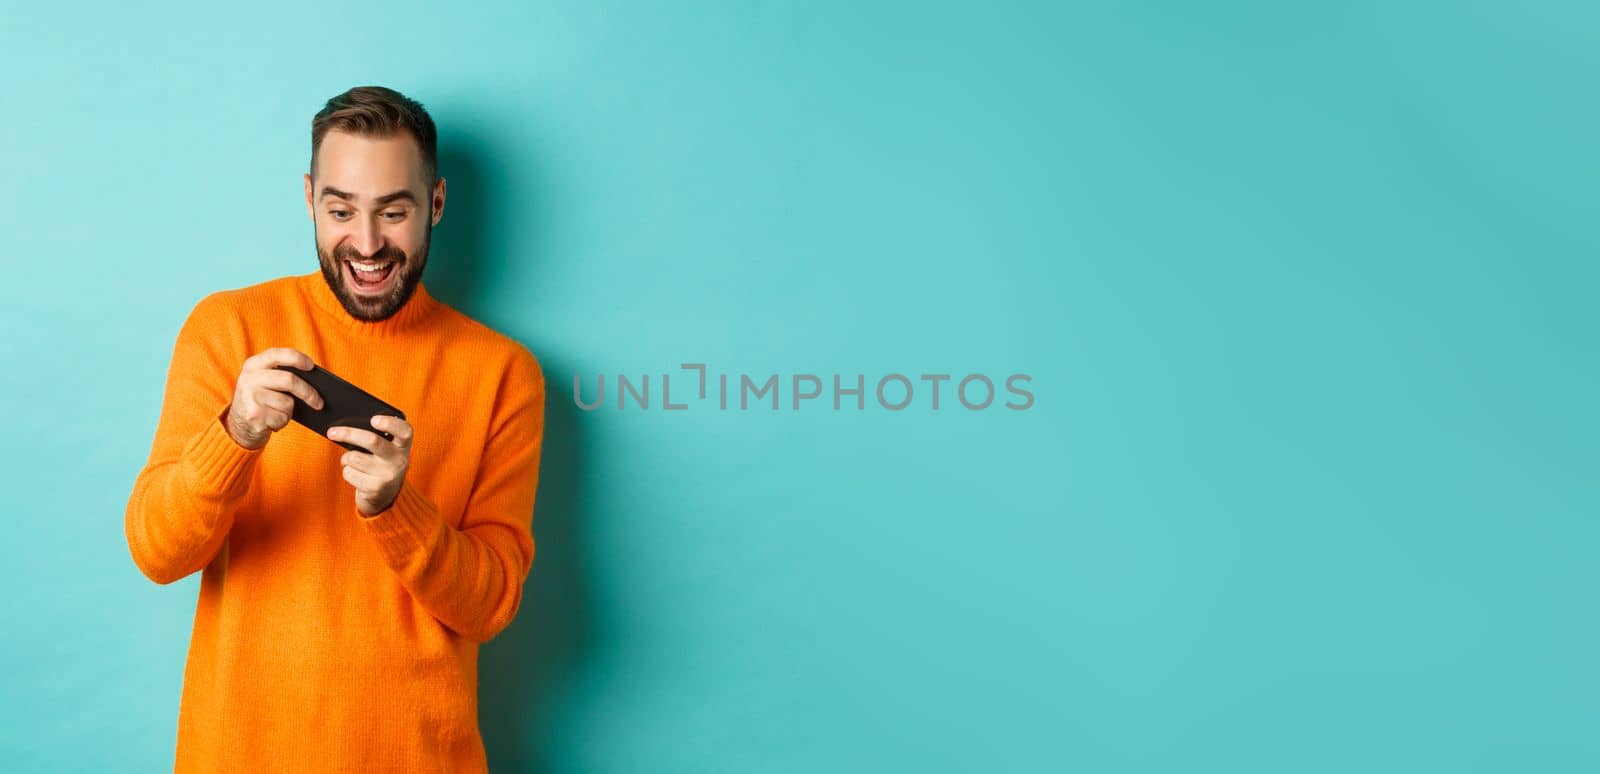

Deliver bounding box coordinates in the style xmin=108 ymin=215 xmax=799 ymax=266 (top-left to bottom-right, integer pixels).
xmin=329 ymin=210 xmax=351 ymax=220
xmin=382 ymin=211 xmax=406 ymax=221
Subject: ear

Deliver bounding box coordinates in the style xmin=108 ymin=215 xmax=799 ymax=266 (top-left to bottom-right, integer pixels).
xmin=304 ymin=173 xmax=315 ymax=222
xmin=431 ymin=176 xmax=447 ymax=227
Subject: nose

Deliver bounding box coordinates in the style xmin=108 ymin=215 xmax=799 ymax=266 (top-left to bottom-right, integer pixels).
xmin=352 ymin=217 xmax=384 ymax=258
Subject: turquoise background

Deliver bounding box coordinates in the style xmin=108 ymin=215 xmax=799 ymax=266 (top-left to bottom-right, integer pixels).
xmin=1 ymin=1 xmax=1595 ymax=771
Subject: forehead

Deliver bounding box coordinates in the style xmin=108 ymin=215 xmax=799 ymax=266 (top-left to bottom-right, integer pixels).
xmin=314 ymin=129 xmax=426 ymax=196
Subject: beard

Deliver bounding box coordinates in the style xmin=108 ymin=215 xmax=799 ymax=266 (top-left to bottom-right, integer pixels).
xmin=315 ymin=220 xmax=430 ymax=322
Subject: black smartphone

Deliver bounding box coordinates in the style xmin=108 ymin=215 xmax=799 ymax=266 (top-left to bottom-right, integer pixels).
xmin=273 ymin=364 xmax=406 ymax=454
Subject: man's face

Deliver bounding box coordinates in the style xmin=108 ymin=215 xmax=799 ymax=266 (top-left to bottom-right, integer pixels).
xmin=304 ymin=130 xmax=445 ymax=321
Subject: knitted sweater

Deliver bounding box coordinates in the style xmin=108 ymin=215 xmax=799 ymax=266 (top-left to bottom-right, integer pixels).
xmin=125 ymin=271 xmax=545 ymax=772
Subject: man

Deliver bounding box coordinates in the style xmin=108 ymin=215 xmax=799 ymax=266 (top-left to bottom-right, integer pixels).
xmin=125 ymin=85 xmax=545 ymax=772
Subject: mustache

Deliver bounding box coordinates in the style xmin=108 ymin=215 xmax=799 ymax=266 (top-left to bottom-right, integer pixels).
xmin=333 ymin=243 xmax=408 ymax=264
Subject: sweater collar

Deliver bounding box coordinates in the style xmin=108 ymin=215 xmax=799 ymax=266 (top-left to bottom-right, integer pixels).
xmin=299 ymin=269 xmax=441 ymax=337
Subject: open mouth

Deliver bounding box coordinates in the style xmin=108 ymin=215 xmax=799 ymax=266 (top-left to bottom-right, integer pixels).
xmin=343 ymin=258 xmax=400 ymax=296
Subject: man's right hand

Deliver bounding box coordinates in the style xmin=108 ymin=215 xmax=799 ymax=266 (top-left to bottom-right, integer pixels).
xmin=225 ymin=348 xmax=324 ymax=450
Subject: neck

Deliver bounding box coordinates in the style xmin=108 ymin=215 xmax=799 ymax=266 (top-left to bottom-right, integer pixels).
xmin=300 ymin=270 xmax=439 ymax=338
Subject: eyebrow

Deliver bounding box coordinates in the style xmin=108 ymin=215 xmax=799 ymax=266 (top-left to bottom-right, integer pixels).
xmin=319 ymin=186 xmax=417 ymax=205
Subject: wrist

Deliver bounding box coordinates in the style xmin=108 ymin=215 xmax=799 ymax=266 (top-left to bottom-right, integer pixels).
xmin=220 ymin=406 xmax=264 ymax=450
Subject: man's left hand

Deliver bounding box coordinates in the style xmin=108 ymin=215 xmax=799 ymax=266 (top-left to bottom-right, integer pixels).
xmin=330 ymin=415 xmax=413 ymax=516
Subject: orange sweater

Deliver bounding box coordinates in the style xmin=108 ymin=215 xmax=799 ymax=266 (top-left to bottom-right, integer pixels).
xmin=125 ymin=271 xmax=545 ymax=772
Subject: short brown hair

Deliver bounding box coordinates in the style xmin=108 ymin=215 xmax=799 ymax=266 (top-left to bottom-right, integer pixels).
xmin=310 ymin=86 xmax=438 ymax=183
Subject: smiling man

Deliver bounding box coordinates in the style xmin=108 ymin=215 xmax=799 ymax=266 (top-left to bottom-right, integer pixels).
xmin=124 ymin=86 xmax=545 ymax=772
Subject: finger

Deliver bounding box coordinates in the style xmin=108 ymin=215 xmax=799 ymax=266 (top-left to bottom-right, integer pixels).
xmin=252 ymin=347 xmax=315 ymax=371
xmin=259 ymin=370 xmax=324 ymax=410
xmin=340 ymin=463 xmax=384 ymax=492
xmin=254 ymin=390 xmax=294 ymax=416
xmin=340 ymin=450 xmax=383 ymax=474
xmin=373 ymin=415 xmax=413 ymax=446
xmin=342 ymin=464 xmax=380 ymax=490
xmin=262 ymin=407 xmax=292 ymax=431
xmin=330 ymin=425 xmax=390 ymax=454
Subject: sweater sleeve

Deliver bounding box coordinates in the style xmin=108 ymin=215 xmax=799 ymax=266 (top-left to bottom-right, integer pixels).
xmin=358 ymin=348 xmax=545 ymax=643
xmin=125 ymin=294 xmax=260 ymax=585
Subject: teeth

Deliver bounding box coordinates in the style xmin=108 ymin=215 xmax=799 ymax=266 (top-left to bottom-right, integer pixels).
xmin=350 ymin=261 xmax=389 ymax=272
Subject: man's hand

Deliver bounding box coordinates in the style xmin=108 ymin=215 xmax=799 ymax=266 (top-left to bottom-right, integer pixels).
xmin=330 ymin=415 xmax=413 ymax=516
xmin=225 ymin=348 xmax=323 ymax=450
